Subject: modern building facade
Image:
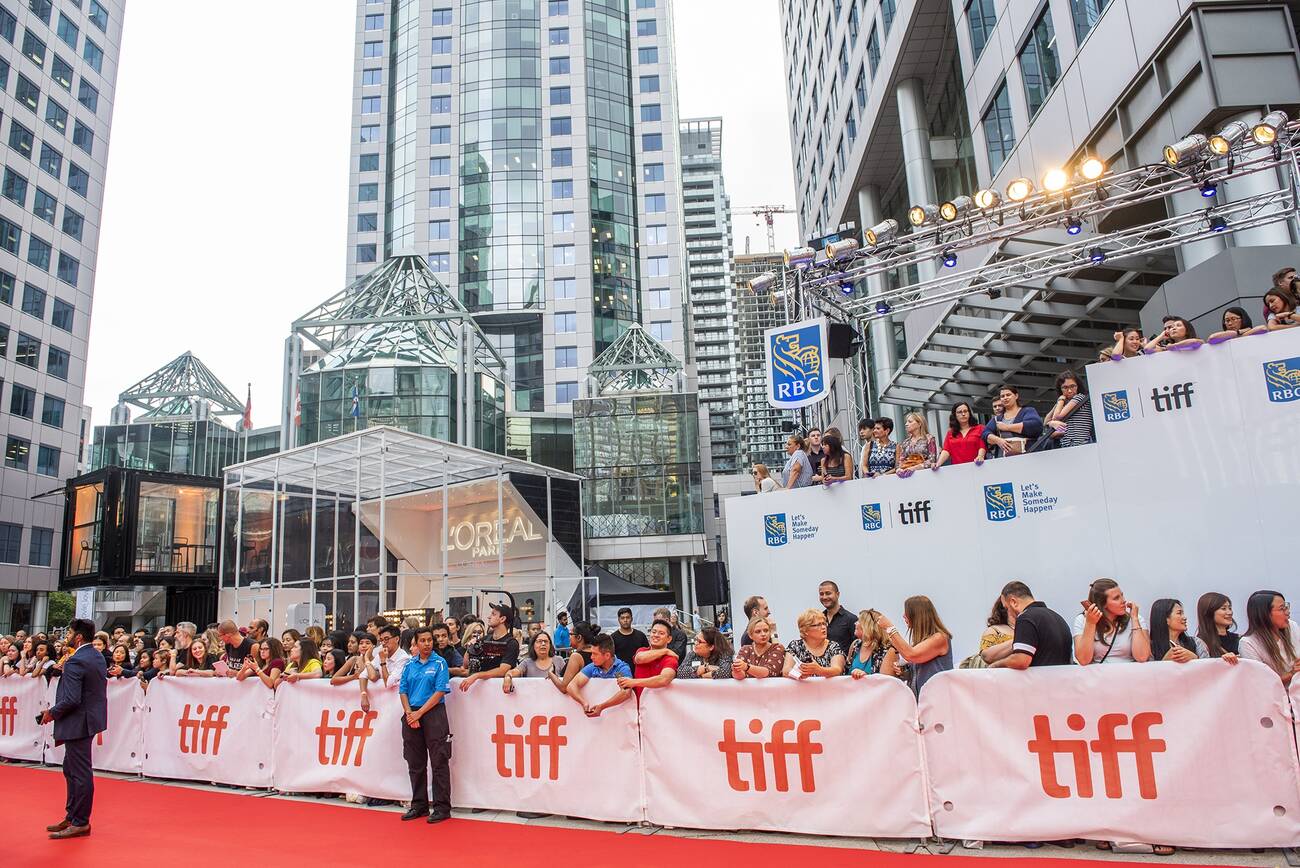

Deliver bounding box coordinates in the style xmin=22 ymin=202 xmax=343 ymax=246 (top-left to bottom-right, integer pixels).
xmin=0 ymin=0 xmax=122 ymax=633
xmin=342 ymin=0 xmax=691 ymax=474
xmin=732 ymin=252 xmax=793 ymax=471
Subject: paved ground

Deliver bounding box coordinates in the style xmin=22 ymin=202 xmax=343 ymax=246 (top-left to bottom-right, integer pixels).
xmin=4 ymin=760 xmax=1279 ymax=865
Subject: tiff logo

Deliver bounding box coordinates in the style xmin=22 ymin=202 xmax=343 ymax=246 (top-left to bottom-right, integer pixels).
xmin=0 ymin=695 xmax=15 ymax=736
xmin=315 ymin=709 xmax=378 ymax=767
xmin=1027 ymin=712 xmax=1165 ymax=799
xmin=492 ymin=714 xmax=567 ymax=780
xmin=1150 ymin=383 xmax=1195 ymax=413
xmin=718 ymin=719 xmax=823 ymax=793
xmin=177 ymin=703 xmax=230 ymax=756
xmin=897 ymin=500 xmax=932 ymax=526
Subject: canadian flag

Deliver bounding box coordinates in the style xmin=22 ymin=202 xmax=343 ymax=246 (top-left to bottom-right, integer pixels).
xmin=294 ymin=389 xmax=302 ymax=427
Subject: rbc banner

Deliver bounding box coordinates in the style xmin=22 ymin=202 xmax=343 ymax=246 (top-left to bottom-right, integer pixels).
xmin=141 ymin=677 xmax=274 ymax=788
xmin=919 ymin=661 xmax=1300 ymax=847
xmin=639 ymin=678 xmax=930 ymax=838
xmin=271 ymin=680 xmax=409 ymax=801
xmin=42 ymin=678 xmax=145 ymax=774
xmin=0 ymin=675 xmax=49 ymax=762
xmin=764 ymin=316 xmax=830 ymax=408
xmin=446 ymin=677 xmax=643 ymax=823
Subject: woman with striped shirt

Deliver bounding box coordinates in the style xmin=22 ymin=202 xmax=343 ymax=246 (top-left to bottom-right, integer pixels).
xmin=1043 ymin=370 xmax=1094 ymax=447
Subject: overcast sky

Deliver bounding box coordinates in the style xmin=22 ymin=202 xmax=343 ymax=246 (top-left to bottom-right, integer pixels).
xmin=85 ymin=1 xmax=798 ymax=427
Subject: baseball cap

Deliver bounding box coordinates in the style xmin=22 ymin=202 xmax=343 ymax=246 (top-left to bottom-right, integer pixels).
xmin=489 ymin=602 xmax=516 ymax=628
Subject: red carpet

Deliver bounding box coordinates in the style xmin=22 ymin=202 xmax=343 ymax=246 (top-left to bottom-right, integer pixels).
xmin=0 ymin=764 xmax=1254 ymax=865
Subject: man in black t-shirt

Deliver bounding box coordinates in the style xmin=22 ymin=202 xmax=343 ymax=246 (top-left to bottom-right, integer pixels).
xmin=819 ymin=581 xmax=856 ymax=652
xmin=457 ymin=603 xmax=520 ymax=691
xmin=611 ymin=607 xmax=648 ymax=670
xmin=988 ymin=581 xmax=1073 ymax=668
xmin=216 ymin=620 xmax=254 ymax=674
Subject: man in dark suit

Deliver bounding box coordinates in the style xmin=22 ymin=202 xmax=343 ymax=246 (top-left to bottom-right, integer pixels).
xmin=40 ymin=618 xmax=107 ymax=839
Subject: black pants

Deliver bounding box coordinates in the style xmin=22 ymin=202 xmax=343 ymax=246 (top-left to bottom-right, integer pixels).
xmin=401 ymin=704 xmax=451 ymax=815
xmin=62 ymin=736 xmax=93 ymax=826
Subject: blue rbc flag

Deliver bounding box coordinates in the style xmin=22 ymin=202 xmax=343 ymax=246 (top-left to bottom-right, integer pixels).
xmin=1100 ymin=390 xmax=1131 ymax=422
xmin=764 ymin=317 xmax=829 ymax=409
xmin=350 ymin=384 xmax=361 ymax=418
xmin=984 ymin=483 xmax=1017 ymax=522
xmin=763 ymin=513 xmax=788 ymax=547
xmin=861 ymin=503 xmax=883 ymax=532
xmin=1263 ymin=357 xmax=1300 ymax=403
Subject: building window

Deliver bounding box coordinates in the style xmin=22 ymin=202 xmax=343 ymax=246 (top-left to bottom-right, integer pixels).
xmin=1070 ymin=0 xmax=1111 ymax=44
xmin=649 ymin=321 xmax=672 ymax=342
xmin=362 ymin=67 xmax=382 ymax=86
xmin=645 ymin=225 xmax=667 ymax=245
xmin=551 ymin=147 xmax=572 ymax=167
xmin=429 ymin=219 xmax=450 ymax=240
xmin=967 ymin=0 xmax=997 ymax=60
xmin=357 ymin=212 xmax=377 ymax=231
xmin=548 ymin=0 xmax=568 ymax=13
xmin=548 ymin=27 xmax=569 ymax=45
xmin=9 ymin=121 xmax=33 ymax=160
xmin=21 ymin=282 xmax=45 ymax=317
xmin=41 ymin=394 xmax=63 ymax=427
xmin=647 ymin=288 xmax=670 ymax=308
xmin=555 ymin=277 xmax=575 ymax=298
xmin=0 ymin=523 xmax=20 ymax=563
xmin=556 ymin=312 xmax=576 ymax=332
xmin=364 ymin=13 xmax=384 ymax=30
xmin=22 ymin=29 xmax=45 ymax=67
xmin=550 ymin=86 xmax=570 ymax=105
xmin=56 ymin=252 xmax=77 ymax=286
xmin=82 ymin=38 xmax=103 ymax=74
xmin=866 ymin=25 xmax=880 ymax=75
xmin=556 ymin=381 xmax=578 ymax=404
xmin=854 ymin=66 xmax=867 ymax=108
xmin=56 ymin=13 xmax=78 ymax=49
xmin=51 ymin=297 xmax=72 ymax=330
xmin=430 ymin=125 xmax=451 ymax=144
xmin=32 ymin=188 xmax=55 ymax=223
xmin=550 ymin=116 xmax=571 ymax=135
xmin=431 ymin=37 xmax=452 ymax=54
xmin=4 ymin=435 xmax=29 ymax=469
xmin=78 ymin=79 xmax=98 ymax=114
xmin=363 ymin=41 xmax=382 ymax=58
xmin=642 ymin=133 xmax=662 ymax=151
xmin=429 ymin=187 xmax=451 ymax=207
xmin=16 ymin=73 xmax=38 ymax=112
xmin=882 ymin=0 xmax=896 ymax=32
xmin=72 ymin=117 xmax=93 ymax=153
xmin=431 ymin=94 xmax=451 ymax=114
xmin=359 ymin=152 xmax=379 ymax=171
xmin=645 ymin=193 xmax=666 ymax=212
xmin=549 ymin=57 xmax=570 ymax=74
xmin=39 ymin=143 xmax=61 ymax=178
xmin=638 ymin=46 xmax=658 ymax=63
xmin=639 ymin=75 xmax=660 ymax=93
xmin=16 ymin=333 xmax=38 ymax=368
xmin=636 ymin=19 xmax=657 ymax=36
xmin=0 ymin=8 xmax=13 ymax=43
xmin=553 ymin=244 xmax=575 ymax=266
xmin=429 ymin=252 xmax=450 ymax=272
xmin=9 ymin=383 xmax=34 ymax=417
xmin=637 ymin=0 xmax=656 ymax=7
xmin=35 ymin=443 xmax=58 ymax=476
xmin=552 ymin=179 xmax=573 ymax=198
xmin=68 ymin=163 xmax=88 ymax=196
xmin=3 ymin=168 xmax=28 ymax=206
xmin=643 ymin=163 xmax=664 ymax=182
xmin=357 ymin=243 xmax=377 ymax=263
xmin=89 ymin=1 xmax=109 ymax=31
xmin=0 ymin=217 xmax=20 ymax=254
xmin=982 ymin=81 xmax=1016 ymax=174
xmin=1020 ymin=8 xmax=1060 ymax=119
xmin=361 ymin=95 xmax=381 ymax=113
xmin=431 ymin=7 xmax=453 ymax=25
xmin=27 ymin=235 xmax=50 ymax=271
xmin=46 ymin=345 xmax=68 ymax=379
xmin=555 ymin=346 xmax=577 ymax=367
xmin=640 ymin=103 xmax=661 ymax=122
xmin=0 ymin=271 xmax=11 ymax=305
xmin=646 ymin=255 xmax=669 ymax=277
xmin=360 ymin=124 xmax=379 ymax=143
xmin=358 ymin=183 xmax=378 ymax=202
xmin=29 ymin=526 xmax=51 ymax=566
xmin=44 ymin=97 xmax=67 ymax=133
xmin=51 ymin=54 xmax=71 ymax=90
xmin=552 ymin=211 xmax=574 ymax=232
xmin=430 ymin=156 xmax=451 ymax=175
xmin=431 ymin=65 xmax=451 ymax=83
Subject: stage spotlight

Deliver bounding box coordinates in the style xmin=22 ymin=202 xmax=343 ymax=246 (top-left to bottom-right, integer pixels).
xmin=939 ymin=196 xmax=973 ymax=222
xmin=1043 ymin=168 xmax=1070 ymax=193
xmin=865 ymin=218 xmax=899 ymax=246
xmin=974 ymin=188 xmax=1001 ymax=210
xmin=985 ymin=287 xmax=1003 ymax=300
xmin=748 ymin=271 xmax=776 ymax=294
xmin=1089 ymin=247 xmax=1107 ymax=264
xmin=1200 ymin=180 xmax=1218 ymax=198
xmin=824 ymin=237 xmax=860 ymax=260
xmin=874 ymin=299 xmax=891 ymax=315
xmin=1065 ymin=216 xmax=1082 ymax=236
xmin=908 ymin=203 xmax=939 ymax=226
xmin=1252 ymin=111 xmax=1288 ymax=146
xmin=784 ymin=246 xmax=816 ymax=269
xmin=839 ymin=280 xmax=856 ymax=295
xmin=1210 ymin=120 xmax=1250 ymax=155
xmin=1210 ymin=214 xmax=1229 ymax=232
xmin=1078 ymin=156 xmax=1106 ymax=180
xmin=1164 ymin=133 xmax=1210 ymax=167
xmin=941 ymin=248 xmax=958 ymax=268
xmin=1006 ymin=178 xmax=1035 ymax=202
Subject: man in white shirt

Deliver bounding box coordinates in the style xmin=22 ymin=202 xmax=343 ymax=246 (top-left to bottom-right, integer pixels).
xmin=362 ymin=623 xmax=410 ymax=712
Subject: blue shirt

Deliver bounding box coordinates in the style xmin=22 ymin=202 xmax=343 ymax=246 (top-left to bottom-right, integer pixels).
xmin=399 ymin=652 xmax=450 ymax=709
xmin=553 ymin=624 xmax=571 ymax=648
xmin=580 ymin=659 xmax=631 ymax=680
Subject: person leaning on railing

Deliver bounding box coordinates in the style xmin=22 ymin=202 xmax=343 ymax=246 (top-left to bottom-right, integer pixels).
xmin=1265 ymin=288 xmax=1300 ymax=331
xmin=732 ymin=616 xmax=784 ymax=678
xmin=1073 ymin=579 xmax=1150 ymax=665
xmin=782 ymin=609 xmax=846 ymax=679
xmin=1239 ymin=590 xmax=1300 ymax=684
xmin=1144 ymin=315 xmax=1202 ymax=352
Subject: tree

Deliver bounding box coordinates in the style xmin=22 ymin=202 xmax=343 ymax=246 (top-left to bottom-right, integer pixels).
xmin=47 ymin=591 xmax=75 ymax=629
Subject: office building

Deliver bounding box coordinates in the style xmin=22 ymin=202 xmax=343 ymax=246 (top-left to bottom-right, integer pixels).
xmin=733 ymin=251 xmax=792 ymax=470
xmin=0 ymin=0 xmax=122 ymax=633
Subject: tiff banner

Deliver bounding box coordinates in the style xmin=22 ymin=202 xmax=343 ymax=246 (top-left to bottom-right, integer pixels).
xmin=920 ymin=660 xmax=1300 ymax=847
xmin=43 ymin=678 xmax=145 ymax=774
xmin=0 ymin=674 xmax=48 ymax=762
xmin=141 ymin=676 xmax=274 ymax=788
xmin=639 ymin=677 xmax=931 ymax=838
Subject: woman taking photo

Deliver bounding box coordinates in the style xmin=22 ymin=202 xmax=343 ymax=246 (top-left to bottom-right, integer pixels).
xmin=861 ymin=418 xmax=898 ymax=478
xmin=677 ymin=628 xmax=733 ymax=679
xmin=238 ymin=637 xmax=286 ymax=688
xmin=1239 ymin=590 xmax=1300 ymax=683
xmin=504 ymin=630 xmax=561 ymax=693
xmin=732 ymin=617 xmax=785 ymax=679
xmin=936 ymin=403 xmax=984 ymax=467
xmin=783 ymin=610 xmax=846 ymax=678
xmin=877 ymin=597 xmax=952 ymax=696
xmin=895 ymin=413 xmax=938 ymax=476
xmin=107 ymin=645 xmax=131 ymax=678
xmin=1196 ymin=592 xmax=1240 ymax=658
xmin=819 ymin=429 xmax=854 ymax=485
xmin=1149 ymin=599 xmax=1231 ymax=663
xmin=1102 ymin=327 xmax=1144 ymax=361
xmin=1073 ymin=579 xmax=1150 ymax=665
xmin=845 ymin=609 xmax=899 ymax=678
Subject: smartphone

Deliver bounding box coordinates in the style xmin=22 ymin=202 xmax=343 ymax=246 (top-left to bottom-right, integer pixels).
xmin=213 ymin=659 xmax=230 ymax=677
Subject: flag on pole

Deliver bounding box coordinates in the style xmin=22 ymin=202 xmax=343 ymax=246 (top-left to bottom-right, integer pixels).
xmin=350 ymin=384 xmax=361 ymax=418
xmin=293 ymin=389 xmax=302 ymax=427
xmin=242 ymin=384 xmax=252 ymax=430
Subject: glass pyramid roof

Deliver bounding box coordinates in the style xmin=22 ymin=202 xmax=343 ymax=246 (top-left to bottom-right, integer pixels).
xmin=586 ymin=322 xmax=683 ymax=395
xmin=118 ymin=351 xmax=245 ymax=420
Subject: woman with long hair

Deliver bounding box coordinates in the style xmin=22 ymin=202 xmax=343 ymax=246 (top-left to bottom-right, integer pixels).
xmin=1144 ymin=315 xmax=1202 ymax=352
xmin=677 ymin=627 xmax=733 ymax=679
xmin=321 ymin=649 xmax=349 ymax=678
xmin=1264 ymin=288 xmax=1300 ymax=331
xmin=559 ymin=621 xmax=601 ymax=689
xmin=877 ymin=597 xmax=952 ymax=695
xmin=238 ymin=637 xmax=286 ymax=688
xmin=1073 ymin=579 xmax=1150 ymax=665
xmin=175 ymin=636 xmax=217 ymax=676
xmin=783 ymin=609 xmax=847 ymax=678
xmin=819 ymin=429 xmax=855 ymax=485
xmin=1239 ymin=590 xmax=1300 ymax=682
xmin=845 ymin=609 xmax=900 ymax=678
xmin=781 ymin=433 xmax=814 ymax=489
xmin=895 ymin=413 xmax=937 ymax=476
xmin=505 ymin=630 xmax=561 ymax=693
xmin=752 ymin=463 xmax=779 ymax=492
xmin=1149 ymin=599 xmax=1228 ymax=663
xmin=282 ymin=638 xmax=323 ymax=682
xmin=1102 ymin=327 xmax=1144 ymax=361
xmin=732 ymin=616 xmax=785 ymax=679
xmin=281 ymin=629 xmax=302 ymax=650
xmin=937 ymin=402 xmax=984 ymax=467
xmin=107 ymin=645 xmax=130 ymax=678
xmin=1207 ymin=307 xmax=1261 ymax=343
xmin=1196 ymin=592 xmax=1240 ymax=658
xmin=1042 ymin=370 xmax=1094 ymax=448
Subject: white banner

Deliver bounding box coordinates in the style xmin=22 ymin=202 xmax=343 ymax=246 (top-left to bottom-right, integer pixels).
xmin=640 ymin=678 xmax=930 ymax=838
xmin=765 ymin=316 xmax=830 ymax=408
xmin=43 ymin=678 xmax=145 ymax=774
xmin=271 ymin=680 xmax=409 ymax=801
xmin=141 ymin=677 xmax=275 ymax=788
xmin=446 ymin=677 xmax=643 ymax=823
xmin=0 ymin=675 xmax=49 ymax=761
xmin=919 ymin=661 xmax=1300 ymax=847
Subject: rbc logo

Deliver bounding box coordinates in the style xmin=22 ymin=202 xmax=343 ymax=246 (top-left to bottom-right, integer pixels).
xmin=1264 ymin=357 xmax=1300 ymax=403
xmin=769 ymin=324 xmax=824 ymax=404
xmin=984 ymin=483 xmax=1017 ymax=522
xmin=861 ymin=504 xmax=882 ymax=532
xmin=764 ymin=513 xmax=788 ymax=547
xmin=1100 ymin=390 xmax=1131 ymax=422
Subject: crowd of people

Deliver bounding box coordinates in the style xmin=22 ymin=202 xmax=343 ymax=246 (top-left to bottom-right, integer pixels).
xmin=753 ymin=271 xmax=1300 ymax=492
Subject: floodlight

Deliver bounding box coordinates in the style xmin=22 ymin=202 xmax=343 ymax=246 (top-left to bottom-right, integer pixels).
xmin=824 ymin=237 xmax=860 ymax=260
xmin=784 ymin=246 xmax=816 ymax=269
xmin=1006 ymin=178 xmax=1035 ymax=202
xmin=1163 ymin=134 xmax=1209 ymax=168
xmin=974 ymin=189 xmax=1001 ymax=209
xmin=1078 ymin=157 xmax=1106 ymax=180
xmin=908 ymin=204 xmax=939 ymax=226
xmin=1252 ymin=111 xmax=1288 ymax=146
xmin=1209 ymin=120 xmax=1250 ymax=155
xmin=865 ymin=219 xmax=899 ymax=246
xmin=1043 ymin=168 xmax=1070 ymax=193
xmin=748 ymin=272 xmax=776 ymax=294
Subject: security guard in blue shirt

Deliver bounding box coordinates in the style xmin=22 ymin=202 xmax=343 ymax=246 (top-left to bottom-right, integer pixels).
xmin=398 ymin=626 xmax=452 ymax=823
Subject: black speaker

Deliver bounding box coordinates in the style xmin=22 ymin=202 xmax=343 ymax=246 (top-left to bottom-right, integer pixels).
xmin=780 ymin=420 xmax=795 ymax=433
xmin=694 ymin=562 xmax=730 ymax=606
xmin=828 ymin=323 xmax=859 ymax=358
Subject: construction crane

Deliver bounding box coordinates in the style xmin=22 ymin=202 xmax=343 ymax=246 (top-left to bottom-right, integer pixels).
xmin=735 ymin=204 xmax=794 ymax=254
